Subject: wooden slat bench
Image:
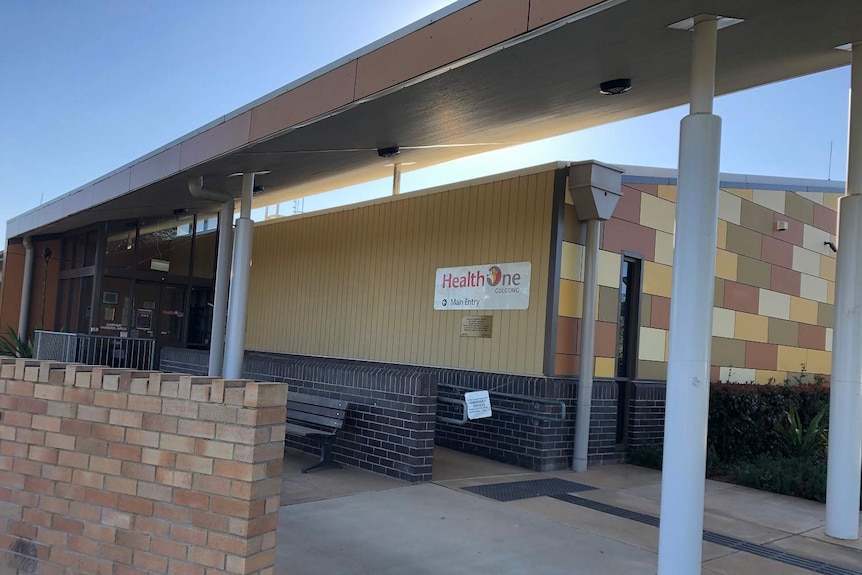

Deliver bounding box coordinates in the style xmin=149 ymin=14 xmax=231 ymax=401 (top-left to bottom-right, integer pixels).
xmin=285 ymin=392 xmax=348 ymax=473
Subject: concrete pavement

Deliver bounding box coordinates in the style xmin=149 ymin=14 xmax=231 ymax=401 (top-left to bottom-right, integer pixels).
xmin=274 ymin=447 xmax=862 ymax=575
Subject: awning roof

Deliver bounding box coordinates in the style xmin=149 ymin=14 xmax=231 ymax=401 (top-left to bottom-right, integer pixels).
xmin=9 ymin=0 xmax=861 ymax=238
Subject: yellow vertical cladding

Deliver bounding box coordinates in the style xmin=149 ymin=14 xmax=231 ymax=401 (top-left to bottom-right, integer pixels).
xmin=246 ymin=170 xmax=555 ymax=376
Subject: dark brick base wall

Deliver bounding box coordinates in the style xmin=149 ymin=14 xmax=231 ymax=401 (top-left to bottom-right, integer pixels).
xmin=161 ymin=348 xmax=651 ymax=476
xmin=160 ymin=348 xmax=436 ymax=482
xmin=628 ymin=381 xmax=666 ymax=447
xmin=435 ymin=375 xmax=572 ymax=471
xmin=589 ymin=380 xmax=623 ymax=465
xmin=435 ymin=375 xmax=621 ymax=470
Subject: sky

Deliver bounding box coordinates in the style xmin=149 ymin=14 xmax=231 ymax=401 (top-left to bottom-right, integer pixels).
xmin=0 ymin=0 xmax=852 ymax=238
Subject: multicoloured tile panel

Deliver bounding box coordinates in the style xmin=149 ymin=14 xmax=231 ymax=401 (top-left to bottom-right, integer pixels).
xmin=555 ymin=174 xmax=840 ymax=384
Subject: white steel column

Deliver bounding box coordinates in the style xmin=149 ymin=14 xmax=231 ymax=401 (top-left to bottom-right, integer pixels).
xmin=657 ymin=17 xmax=722 ymax=575
xmin=223 ymin=173 xmax=255 ymax=379
xmin=392 ymin=163 xmax=402 ymax=195
xmin=18 ymin=236 xmax=34 ymax=337
xmin=208 ymin=199 xmax=235 ymax=376
xmin=825 ymin=45 xmax=862 ymax=541
xmin=573 ymin=218 xmax=601 ymax=471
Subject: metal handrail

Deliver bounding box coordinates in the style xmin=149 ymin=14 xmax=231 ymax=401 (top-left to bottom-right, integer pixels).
xmin=437 ymin=383 xmax=567 ymax=423
xmin=34 ymin=330 xmax=156 ymax=370
xmin=35 ymin=329 xmax=152 ymax=343
xmin=437 ymin=396 xmax=468 ymax=425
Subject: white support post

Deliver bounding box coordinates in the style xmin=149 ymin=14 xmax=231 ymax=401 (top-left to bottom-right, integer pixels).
xmin=825 ymin=45 xmax=862 ymax=541
xmin=18 ymin=236 xmax=34 ymax=338
xmin=657 ymin=17 xmax=722 ymax=575
xmin=223 ymin=173 xmax=255 ymax=379
xmin=208 ymin=199 xmax=234 ymax=376
xmin=392 ymin=163 xmax=402 ymax=195
xmin=573 ymin=219 xmax=601 ymax=472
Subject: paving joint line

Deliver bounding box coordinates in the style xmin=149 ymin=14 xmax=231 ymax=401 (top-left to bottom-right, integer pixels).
xmin=550 ymin=493 xmax=861 ymax=575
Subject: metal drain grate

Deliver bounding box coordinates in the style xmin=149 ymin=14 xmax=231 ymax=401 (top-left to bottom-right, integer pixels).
xmin=463 ymin=478 xmax=596 ymax=502
xmin=7 ymin=538 xmax=37 ymax=574
xmin=553 ymin=492 xmax=659 ymax=527
xmin=551 ymin=494 xmax=862 ymax=575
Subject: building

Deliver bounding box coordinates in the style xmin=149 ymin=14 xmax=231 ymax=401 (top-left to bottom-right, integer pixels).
xmin=3 ymin=0 xmax=861 ymax=565
xmin=0 ymin=160 xmax=841 ymax=472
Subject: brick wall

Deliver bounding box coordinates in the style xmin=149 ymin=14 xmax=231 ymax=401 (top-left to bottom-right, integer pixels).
xmin=162 ymin=348 xmax=436 ymax=483
xmin=588 ymin=380 xmax=621 ymax=464
xmin=411 ymin=371 xmax=619 ymax=470
xmin=162 ymin=348 xmax=624 ymax=474
xmin=0 ymin=357 xmax=286 ymax=575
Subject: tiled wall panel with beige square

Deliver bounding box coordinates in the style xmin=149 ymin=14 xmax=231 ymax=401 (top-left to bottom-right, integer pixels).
xmin=554 ymin=177 xmax=839 ymax=382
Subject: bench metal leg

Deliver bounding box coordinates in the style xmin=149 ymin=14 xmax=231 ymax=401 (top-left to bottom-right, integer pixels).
xmin=302 ymin=436 xmax=342 ymax=473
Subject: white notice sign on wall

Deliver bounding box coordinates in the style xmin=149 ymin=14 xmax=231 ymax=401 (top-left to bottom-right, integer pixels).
xmin=464 ymin=390 xmax=492 ymax=420
xmin=434 ymin=262 xmax=531 ymax=310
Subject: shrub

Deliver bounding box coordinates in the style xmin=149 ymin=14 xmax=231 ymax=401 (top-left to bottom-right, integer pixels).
xmin=626 ymin=444 xmax=663 ymax=470
xmin=732 ymin=457 xmax=827 ymax=503
xmin=0 ymin=327 xmax=32 ymax=359
xmin=777 ymin=405 xmax=827 ymax=460
xmin=707 ymin=382 xmax=828 ymax=465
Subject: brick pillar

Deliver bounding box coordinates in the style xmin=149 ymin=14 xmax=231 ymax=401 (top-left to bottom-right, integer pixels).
xmin=0 ymin=358 xmax=286 ymax=575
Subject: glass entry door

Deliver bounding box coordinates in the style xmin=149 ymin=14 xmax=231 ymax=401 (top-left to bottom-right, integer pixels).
xmin=158 ymin=284 xmax=186 ymax=350
xmin=133 ymin=282 xmax=187 ymax=351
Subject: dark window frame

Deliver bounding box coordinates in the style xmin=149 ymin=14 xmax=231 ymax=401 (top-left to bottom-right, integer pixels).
xmin=615 ymin=251 xmax=645 ymax=446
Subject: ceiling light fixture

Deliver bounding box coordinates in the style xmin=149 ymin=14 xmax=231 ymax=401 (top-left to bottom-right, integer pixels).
xmin=667 ymin=15 xmax=744 ymax=32
xmin=668 ymin=14 xmax=745 ymax=32
xmin=377 ymin=146 xmax=400 ymax=158
xmin=228 ymin=170 xmax=271 ymax=177
xmin=599 ymin=78 xmax=632 ymax=95
xmin=835 ymin=43 xmax=853 ymax=52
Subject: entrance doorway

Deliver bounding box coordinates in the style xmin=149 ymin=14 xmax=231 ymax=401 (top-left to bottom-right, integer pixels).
xmin=133 ymin=282 xmax=187 ymax=357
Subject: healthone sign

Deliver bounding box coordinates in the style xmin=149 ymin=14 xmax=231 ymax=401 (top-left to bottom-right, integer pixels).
xmin=434 ymin=262 xmax=530 ymax=310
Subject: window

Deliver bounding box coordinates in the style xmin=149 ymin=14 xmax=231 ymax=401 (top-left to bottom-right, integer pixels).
xmin=105 ymin=221 xmax=138 ymax=271
xmin=60 ymin=229 xmax=99 ymax=271
xmin=192 ymin=212 xmax=218 ymax=279
xmin=616 ymin=256 xmax=642 ymax=379
xmin=136 ymin=216 xmax=194 ymax=276
xmin=616 ymin=255 xmax=642 ymax=445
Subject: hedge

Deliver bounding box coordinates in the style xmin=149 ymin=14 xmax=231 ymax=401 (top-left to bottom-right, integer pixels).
xmin=626 ymin=381 xmax=856 ymax=507
xmin=707 ymin=382 xmax=829 ymax=465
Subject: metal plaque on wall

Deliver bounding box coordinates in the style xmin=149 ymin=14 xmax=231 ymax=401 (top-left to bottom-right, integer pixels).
xmin=461 ymin=316 xmax=493 ymax=338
